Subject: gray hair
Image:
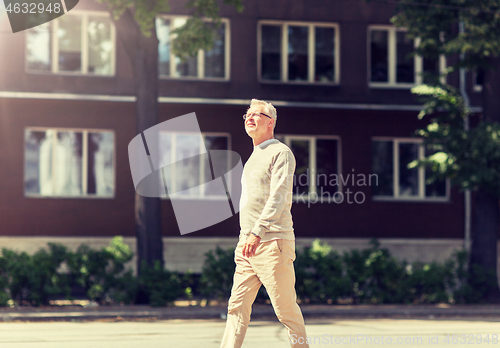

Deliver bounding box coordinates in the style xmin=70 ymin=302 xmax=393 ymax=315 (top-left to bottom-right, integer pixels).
xmin=248 ymin=98 xmax=277 ymax=129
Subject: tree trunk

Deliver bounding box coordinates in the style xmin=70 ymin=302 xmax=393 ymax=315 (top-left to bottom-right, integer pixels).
xmin=470 ymin=189 xmax=500 ymax=301
xmin=113 ymin=10 xmax=164 ymax=275
xmin=470 ymin=56 xmax=500 ymax=302
xmin=133 ymin=20 xmax=164 ymax=273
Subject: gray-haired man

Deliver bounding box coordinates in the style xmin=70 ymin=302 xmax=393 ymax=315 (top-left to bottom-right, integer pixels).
xmin=220 ymin=99 xmax=309 ymax=348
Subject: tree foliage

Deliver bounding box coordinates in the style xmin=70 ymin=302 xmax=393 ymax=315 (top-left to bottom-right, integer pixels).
xmin=392 ymin=0 xmax=500 ymax=71
xmin=94 ymin=0 xmax=243 ymax=58
xmin=390 ymin=0 xmax=500 ymax=195
xmin=410 ymin=85 xmax=500 ymax=196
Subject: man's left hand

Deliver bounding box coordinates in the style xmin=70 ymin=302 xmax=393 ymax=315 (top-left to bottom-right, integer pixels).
xmin=242 ymin=234 xmax=261 ymax=258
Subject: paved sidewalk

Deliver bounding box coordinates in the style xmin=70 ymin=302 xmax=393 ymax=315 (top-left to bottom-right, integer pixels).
xmin=0 ymin=318 xmax=500 ymax=347
xmin=1 ymin=303 xmax=500 ymax=322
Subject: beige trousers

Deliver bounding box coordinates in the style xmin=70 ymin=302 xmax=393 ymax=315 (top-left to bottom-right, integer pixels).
xmin=220 ymin=238 xmax=309 ymax=348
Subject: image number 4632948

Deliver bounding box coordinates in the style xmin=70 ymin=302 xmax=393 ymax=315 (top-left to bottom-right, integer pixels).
xmin=4 ymin=0 xmax=79 ymax=33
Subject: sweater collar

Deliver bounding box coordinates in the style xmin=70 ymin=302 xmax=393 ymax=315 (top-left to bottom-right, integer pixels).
xmin=255 ymin=138 xmax=278 ymax=149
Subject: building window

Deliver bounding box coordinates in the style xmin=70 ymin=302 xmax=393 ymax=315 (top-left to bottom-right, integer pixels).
xmin=24 ymin=128 xmax=115 ymax=198
xmin=368 ymin=26 xmax=446 ymax=87
xmin=371 ymin=138 xmax=448 ymax=201
xmin=277 ymin=136 xmax=341 ymax=201
xmin=258 ymin=21 xmax=340 ymax=84
xmin=159 ymin=133 xmax=230 ymax=198
xmin=26 ymin=12 xmax=115 ymax=75
xmin=156 ymin=17 xmax=230 ymax=80
xmin=474 ymin=69 xmax=484 ymax=92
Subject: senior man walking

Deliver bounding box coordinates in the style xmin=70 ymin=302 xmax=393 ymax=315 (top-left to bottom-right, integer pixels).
xmin=220 ymin=99 xmax=309 ymax=348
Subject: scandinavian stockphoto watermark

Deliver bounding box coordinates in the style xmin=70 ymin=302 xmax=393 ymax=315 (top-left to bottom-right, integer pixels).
xmin=294 ymin=168 xmax=378 ymax=206
xmin=1 ymin=0 xmax=78 ymax=33
xmin=128 ymin=112 xmax=244 ymax=235
xmin=247 ymin=167 xmax=378 ymax=208
xmin=290 ymin=333 xmax=499 ymax=346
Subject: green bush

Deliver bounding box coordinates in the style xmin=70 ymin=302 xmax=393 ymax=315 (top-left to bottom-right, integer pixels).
xmin=452 ymin=249 xmax=498 ymax=304
xmin=350 ymin=240 xmax=408 ymax=304
xmin=295 ymin=240 xmax=350 ymax=303
xmin=198 ymin=238 xmax=489 ymax=305
xmin=66 ymin=236 xmax=135 ymax=304
xmin=0 ymin=256 xmax=9 ymax=306
xmin=1 ymin=243 xmax=70 ymax=306
xmin=0 ymin=236 xmax=186 ymax=306
xmin=138 ymin=261 xmax=183 ymax=307
xmin=402 ymin=260 xmax=455 ymax=304
xmin=0 ymin=237 xmax=493 ymax=306
xmin=199 ymin=246 xmax=235 ymax=302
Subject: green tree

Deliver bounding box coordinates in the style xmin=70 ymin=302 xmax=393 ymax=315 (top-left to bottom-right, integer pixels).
xmin=92 ymin=0 xmax=243 ymax=275
xmin=391 ymin=0 xmax=500 ymax=301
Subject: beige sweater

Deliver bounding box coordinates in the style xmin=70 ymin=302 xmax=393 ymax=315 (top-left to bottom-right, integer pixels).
xmin=239 ymin=139 xmax=296 ymax=241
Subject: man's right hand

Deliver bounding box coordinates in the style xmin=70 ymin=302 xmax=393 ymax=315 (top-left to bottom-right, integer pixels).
xmin=242 ymin=234 xmax=261 ymax=258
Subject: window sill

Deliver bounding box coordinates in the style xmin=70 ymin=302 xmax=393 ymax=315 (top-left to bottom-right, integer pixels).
xmin=259 ymin=79 xmax=340 ymax=86
xmin=159 ymin=76 xmax=230 ymax=82
xmin=372 ymin=196 xmax=449 ymax=203
xmin=369 ymin=83 xmax=416 ymax=89
xmin=25 ymin=70 xmax=116 ymax=78
xmin=162 ymin=195 xmax=229 ymax=201
xmin=24 ymin=194 xmax=115 ymax=199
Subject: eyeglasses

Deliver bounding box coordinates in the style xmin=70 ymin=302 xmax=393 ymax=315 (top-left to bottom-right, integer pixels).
xmin=243 ymin=112 xmax=272 ymax=120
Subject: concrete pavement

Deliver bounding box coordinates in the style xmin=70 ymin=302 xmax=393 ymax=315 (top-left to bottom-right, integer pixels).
xmin=0 ymin=318 xmax=499 ymax=347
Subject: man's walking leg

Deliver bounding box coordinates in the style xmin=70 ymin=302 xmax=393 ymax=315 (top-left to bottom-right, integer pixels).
xmin=220 ymin=243 xmax=262 ymax=348
xmin=259 ymin=240 xmax=309 ymax=348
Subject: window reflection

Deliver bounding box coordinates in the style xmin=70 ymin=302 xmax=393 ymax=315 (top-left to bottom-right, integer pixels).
xmin=58 ymin=15 xmax=82 ymax=72
xmin=290 ymin=139 xmax=309 ymax=195
xmin=25 ymin=130 xmax=54 ymax=195
xmin=370 ymin=30 xmax=388 ymax=82
xmin=156 ymin=17 xmax=228 ymax=79
xmin=88 ymin=16 xmax=112 ymax=75
xmin=396 ymin=31 xmax=414 ymax=83
xmin=173 ymin=18 xmax=198 ymax=77
xmin=26 ymin=23 xmax=51 ymax=71
xmin=159 ymin=133 xmax=230 ymax=198
xmin=398 ymin=142 xmax=419 ymax=196
xmin=261 ymin=25 xmax=281 ymax=80
xmin=315 ymin=27 xmax=335 ymax=82
xmin=157 ymin=18 xmax=171 ymax=76
xmin=371 ymin=139 xmax=447 ymax=199
xmin=316 ymin=139 xmax=338 ymax=196
xmin=87 ymin=132 xmax=114 ymax=195
xmin=54 ymin=132 xmax=83 ymax=195
xmin=204 ymin=23 xmax=226 ymax=78
xmin=371 ymin=140 xmax=394 ymax=196
xmin=288 ymin=26 xmax=308 ymax=81
xmin=204 ymin=136 xmax=229 ymax=196
xmin=24 ymin=129 xmax=114 ymax=197
xmin=26 ymin=14 xmax=114 ymax=75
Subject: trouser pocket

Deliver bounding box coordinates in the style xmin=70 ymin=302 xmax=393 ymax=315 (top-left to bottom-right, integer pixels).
xmin=276 ymin=239 xmax=283 ymax=253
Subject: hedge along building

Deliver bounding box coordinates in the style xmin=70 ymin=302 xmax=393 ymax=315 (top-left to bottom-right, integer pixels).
xmin=0 ymin=0 xmax=484 ymax=273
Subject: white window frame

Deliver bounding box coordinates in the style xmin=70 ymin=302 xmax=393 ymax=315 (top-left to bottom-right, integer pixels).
xmin=24 ymin=127 xmax=116 ymax=199
xmin=368 ymin=26 xmax=446 ymax=88
xmin=161 ymin=132 xmax=231 ymax=200
xmin=25 ymin=11 xmax=116 ymax=76
xmin=278 ymin=135 xmax=342 ymax=202
xmin=157 ymin=16 xmax=231 ymax=81
xmin=371 ymin=137 xmax=450 ymax=202
xmin=258 ymin=20 xmax=340 ymax=85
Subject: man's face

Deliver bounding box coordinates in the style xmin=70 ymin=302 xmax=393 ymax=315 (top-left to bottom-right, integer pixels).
xmin=244 ymin=105 xmax=273 ymax=138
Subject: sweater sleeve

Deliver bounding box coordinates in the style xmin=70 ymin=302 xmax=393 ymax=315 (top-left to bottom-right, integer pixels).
xmin=251 ymin=150 xmax=296 ymax=237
